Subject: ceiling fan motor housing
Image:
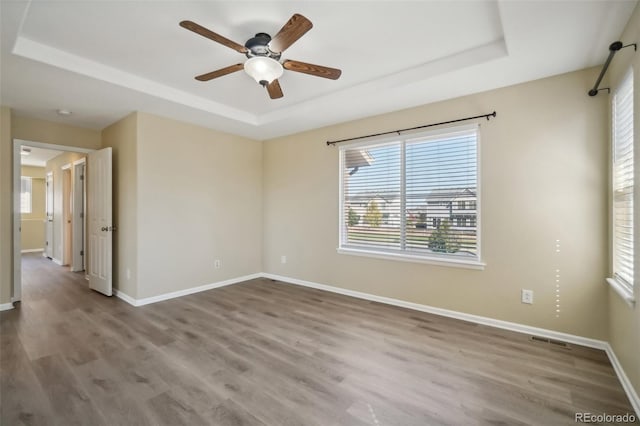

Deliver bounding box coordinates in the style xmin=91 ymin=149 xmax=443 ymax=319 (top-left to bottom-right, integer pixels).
xmin=245 ymin=33 xmax=281 ymax=60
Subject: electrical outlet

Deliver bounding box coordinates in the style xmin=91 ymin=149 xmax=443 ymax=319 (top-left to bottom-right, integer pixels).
xmin=521 ymin=289 xmax=534 ymax=304
xmin=214 ymin=259 xmax=221 ymax=269
xmin=281 ymin=255 xmax=287 ymax=264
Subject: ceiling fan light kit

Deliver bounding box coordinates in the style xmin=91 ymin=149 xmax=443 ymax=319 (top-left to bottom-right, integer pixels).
xmin=180 ymin=13 xmax=341 ymax=99
xmin=244 ymin=56 xmax=284 ymax=86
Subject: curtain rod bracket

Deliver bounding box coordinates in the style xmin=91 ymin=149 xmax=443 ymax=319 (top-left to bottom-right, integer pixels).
xmin=326 ymin=111 xmax=497 ymax=146
xmin=589 ymin=40 xmax=636 ymax=97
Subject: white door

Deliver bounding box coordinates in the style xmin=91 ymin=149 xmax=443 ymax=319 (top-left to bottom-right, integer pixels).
xmin=45 ymin=172 xmax=53 ymax=258
xmin=87 ymin=147 xmax=113 ymax=296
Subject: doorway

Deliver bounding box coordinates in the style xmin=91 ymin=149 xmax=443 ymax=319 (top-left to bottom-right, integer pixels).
xmin=12 ymin=139 xmax=103 ymax=304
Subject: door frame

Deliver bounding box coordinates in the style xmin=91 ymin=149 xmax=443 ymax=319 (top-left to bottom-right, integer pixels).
xmin=12 ymin=139 xmax=94 ymax=304
xmin=45 ymin=171 xmax=53 ymax=259
xmin=71 ymin=158 xmax=86 ymax=272
xmin=61 ymin=163 xmax=72 ymax=266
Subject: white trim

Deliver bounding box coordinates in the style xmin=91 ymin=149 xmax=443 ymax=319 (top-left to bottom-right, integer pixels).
xmin=14 ymin=139 xmax=94 ymax=154
xmin=51 ymin=258 xmax=63 ymax=266
xmin=113 ymin=273 xmax=263 ymax=307
xmin=72 ymin=157 xmax=87 ymax=166
xmin=262 ymin=273 xmax=606 ymax=349
xmin=61 ymin=163 xmax=72 ymax=170
xmin=337 ymin=247 xmax=486 ymax=270
xmin=113 ymin=289 xmax=137 ymax=306
xmin=606 ymin=277 xmax=636 ymax=308
xmin=0 ymin=303 xmax=14 ymax=312
xmin=21 ymin=248 xmax=44 ymax=253
xmin=605 ymin=342 xmax=640 ymax=417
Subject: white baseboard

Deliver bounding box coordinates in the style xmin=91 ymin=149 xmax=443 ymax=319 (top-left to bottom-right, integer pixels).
xmin=51 ymin=258 xmax=63 ymax=266
xmin=605 ymin=343 xmax=640 ymax=417
xmin=114 ymin=273 xmax=263 ymax=307
xmin=0 ymin=303 xmax=14 ymax=312
xmin=262 ymin=273 xmax=607 ymax=350
xmin=113 ymin=289 xmax=137 ymax=306
xmin=262 ymin=272 xmax=639 ymax=418
xmin=21 ymin=248 xmax=44 ymax=253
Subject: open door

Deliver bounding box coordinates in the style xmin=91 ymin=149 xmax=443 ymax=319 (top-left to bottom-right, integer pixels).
xmin=87 ymin=147 xmax=113 ymax=296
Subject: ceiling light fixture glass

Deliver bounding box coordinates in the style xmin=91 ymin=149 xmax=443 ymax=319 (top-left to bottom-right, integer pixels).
xmin=56 ymin=109 xmax=72 ymax=116
xmin=21 ymin=148 xmax=31 ymax=156
xmin=244 ymin=56 xmax=283 ymax=86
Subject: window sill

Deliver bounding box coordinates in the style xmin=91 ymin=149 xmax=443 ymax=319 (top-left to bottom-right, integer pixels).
xmin=606 ymin=277 xmax=636 ymax=308
xmin=337 ymin=247 xmax=485 ymax=270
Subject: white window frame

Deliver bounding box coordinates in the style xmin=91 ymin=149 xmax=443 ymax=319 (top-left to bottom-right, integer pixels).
xmin=607 ymin=67 xmax=636 ymax=307
xmin=337 ymin=124 xmax=485 ymax=270
xmin=20 ymin=176 xmax=32 ymax=214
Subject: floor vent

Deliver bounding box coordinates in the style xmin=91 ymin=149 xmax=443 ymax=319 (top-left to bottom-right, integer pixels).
xmin=530 ymin=336 xmax=570 ymax=349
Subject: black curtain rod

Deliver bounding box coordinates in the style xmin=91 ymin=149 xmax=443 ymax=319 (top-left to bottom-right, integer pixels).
xmin=589 ymin=41 xmax=636 ymax=97
xmin=326 ymin=111 xmax=497 ymax=146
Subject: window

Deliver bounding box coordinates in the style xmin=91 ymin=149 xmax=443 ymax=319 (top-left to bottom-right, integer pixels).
xmin=20 ymin=176 xmax=32 ymax=214
xmin=610 ymin=69 xmax=635 ymax=300
xmin=339 ymin=124 xmax=482 ymax=268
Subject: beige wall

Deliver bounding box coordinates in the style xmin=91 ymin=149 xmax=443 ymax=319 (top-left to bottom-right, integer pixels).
xmin=20 ymin=166 xmax=46 ymax=251
xmin=606 ymin=2 xmax=640 ymax=400
xmin=135 ymin=112 xmax=263 ymax=299
xmin=101 ymin=113 xmax=138 ymax=298
xmin=263 ymin=67 xmax=609 ymax=340
xmin=45 ymin=152 xmax=86 ymax=263
xmin=0 ymin=107 xmax=12 ymax=305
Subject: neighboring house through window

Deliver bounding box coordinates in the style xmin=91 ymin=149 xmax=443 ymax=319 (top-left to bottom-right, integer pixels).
xmin=339 ymin=124 xmax=483 ymax=268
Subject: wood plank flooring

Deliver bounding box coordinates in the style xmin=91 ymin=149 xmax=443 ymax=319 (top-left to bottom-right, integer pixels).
xmin=1 ymin=253 xmax=637 ymax=425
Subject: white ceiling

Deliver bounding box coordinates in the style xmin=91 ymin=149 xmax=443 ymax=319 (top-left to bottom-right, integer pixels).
xmin=1 ymin=1 xmax=637 ymax=141
xmin=20 ymin=146 xmax=63 ymax=167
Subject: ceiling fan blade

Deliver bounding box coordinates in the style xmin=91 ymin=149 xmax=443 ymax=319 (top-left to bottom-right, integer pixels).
xmin=195 ymin=63 xmax=244 ymax=81
xmin=180 ymin=20 xmax=248 ymax=53
xmin=283 ymin=60 xmax=342 ymax=80
xmin=267 ymin=79 xmax=284 ymax=99
xmin=269 ymin=14 xmax=313 ymax=53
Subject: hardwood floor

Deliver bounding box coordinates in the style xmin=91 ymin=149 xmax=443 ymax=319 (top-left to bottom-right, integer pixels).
xmin=1 ymin=253 xmax=637 ymax=425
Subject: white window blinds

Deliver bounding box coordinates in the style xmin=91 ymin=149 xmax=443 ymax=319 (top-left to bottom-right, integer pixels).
xmin=612 ymin=69 xmax=634 ymax=290
xmin=340 ymin=125 xmax=479 ymax=262
xmin=20 ymin=176 xmax=32 ymax=214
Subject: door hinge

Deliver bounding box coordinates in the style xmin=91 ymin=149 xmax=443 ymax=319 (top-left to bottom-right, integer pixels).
xmin=46 ymin=241 xmax=48 ymax=246
xmin=80 ymin=212 xmax=84 ymax=218
xmin=80 ymin=175 xmax=84 ymax=181
xmin=80 ymin=250 xmax=84 ymax=256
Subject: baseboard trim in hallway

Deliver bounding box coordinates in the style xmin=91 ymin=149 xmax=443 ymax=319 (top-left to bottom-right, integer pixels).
xmin=0 ymin=303 xmax=14 ymax=312
xmin=21 ymin=248 xmax=44 ymax=253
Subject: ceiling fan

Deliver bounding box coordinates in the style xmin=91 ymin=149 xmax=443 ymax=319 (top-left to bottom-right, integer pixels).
xmin=179 ymin=14 xmax=342 ymax=99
